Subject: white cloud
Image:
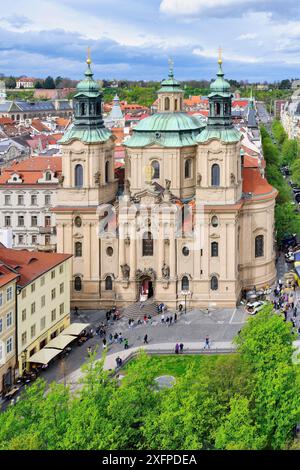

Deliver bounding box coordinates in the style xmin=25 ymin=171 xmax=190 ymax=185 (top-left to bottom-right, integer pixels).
xmin=237 ymin=33 xmax=258 ymax=40
xmin=160 ymin=0 xmax=251 ymax=16
xmin=192 ymin=47 xmax=260 ymax=64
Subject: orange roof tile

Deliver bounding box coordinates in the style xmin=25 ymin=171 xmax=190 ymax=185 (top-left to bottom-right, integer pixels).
xmin=0 ymin=264 xmax=19 ymax=288
xmin=0 ymin=156 xmax=62 ymax=185
xmin=242 ymin=167 xmax=274 ymax=196
xmin=0 ymin=246 xmax=71 ymax=287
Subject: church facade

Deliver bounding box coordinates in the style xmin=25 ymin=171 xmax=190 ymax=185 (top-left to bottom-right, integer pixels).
xmin=54 ymin=56 xmax=277 ymax=309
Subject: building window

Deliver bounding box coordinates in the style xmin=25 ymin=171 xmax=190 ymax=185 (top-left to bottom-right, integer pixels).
xmin=51 ymin=309 xmax=56 ymax=322
xmin=182 ymin=246 xmax=190 ymax=256
xmin=41 ymin=295 xmax=45 ymax=308
xmin=211 ymin=216 xmax=218 ymax=227
xmin=211 ymin=164 xmax=220 ymax=186
xmin=142 ymin=231 xmax=153 ymax=256
xmin=45 ymin=216 xmax=51 ymax=227
xmin=75 ymin=241 xmax=82 ymax=257
xmin=75 ymin=164 xmax=83 ymax=188
xmin=45 ymin=195 xmax=51 ymax=205
xmin=6 ymin=337 xmax=13 ymax=354
xmin=105 ymin=161 xmax=109 ymax=183
xmin=181 ymin=276 xmax=189 ymax=291
xmin=60 ymin=282 xmax=64 ymax=294
xmin=51 ymin=288 xmax=56 ymax=300
xmin=0 ymin=318 xmax=2 ymax=333
xmin=5 ymin=195 xmax=11 ymax=205
xmin=51 ymin=270 xmax=55 ymax=279
xmin=6 ymin=286 xmax=13 ymax=301
xmin=18 ymin=195 xmax=24 ymax=205
xmin=255 ymin=235 xmax=264 ymax=258
xmin=31 ymin=283 xmax=35 ymax=293
xmin=59 ymin=303 xmax=64 ymax=315
xmin=105 ymin=276 xmax=113 ymax=290
xmin=6 ymin=311 xmax=13 ymax=327
xmin=106 ymin=246 xmax=113 ymax=257
xmin=31 ymin=216 xmax=38 ymax=227
xmin=18 ymin=215 xmax=24 ymax=226
xmin=18 ymin=234 xmax=24 ymax=245
xmin=21 ymin=332 xmax=27 ymax=346
xmin=59 ymin=265 xmax=64 ymax=274
xmin=31 ymin=302 xmax=36 ymax=315
xmin=165 ymin=97 xmax=170 ymax=111
xmin=174 ymin=99 xmax=178 ymax=111
xmin=211 ymin=276 xmax=218 ymax=290
xmin=4 ymin=216 xmax=11 ymax=227
xmin=30 ymin=324 xmax=36 ymax=338
xmin=211 ymin=242 xmax=219 ymax=257
xmin=32 ymin=235 xmax=37 ymax=244
xmin=22 ymin=309 xmax=26 ymax=321
xmin=45 ymin=235 xmax=51 ymax=245
xmin=40 ymin=276 xmax=45 ymax=286
xmin=45 ymin=171 xmax=51 ymax=181
xmin=31 ymin=194 xmax=37 ymax=205
xmin=0 ymin=292 xmax=3 ymax=307
xmin=74 ymin=276 xmax=82 ymax=291
xmin=184 ymin=159 xmax=192 ymax=179
xmin=40 ymin=317 xmax=46 ymax=330
xmin=151 ymin=160 xmax=160 ymax=179
xmin=22 ymin=288 xmax=26 ymax=299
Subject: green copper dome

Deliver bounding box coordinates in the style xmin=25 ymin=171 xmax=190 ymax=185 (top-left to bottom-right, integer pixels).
xmin=125 ymin=112 xmax=205 ymax=148
xmin=157 ymin=61 xmax=184 ymax=94
xmin=74 ymin=63 xmax=101 ymax=98
xmin=209 ymin=61 xmax=231 ymax=96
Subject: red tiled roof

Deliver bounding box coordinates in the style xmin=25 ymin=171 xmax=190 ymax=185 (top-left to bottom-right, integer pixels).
xmin=242 ymin=167 xmax=274 ymax=196
xmin=0 ymin=246 xmax=71 ymax=287
xmin=0 ymin=117 xmax=14 ymax=125
xmin=232 ymin=99 xmax=249 ymax=108
xmin=31 ymin=119 xmax=51 ymax=132
xmin=0 ymin=264 xmax=19 ymax=288
xmin=0 ymin=156 xmax=62 ymax=185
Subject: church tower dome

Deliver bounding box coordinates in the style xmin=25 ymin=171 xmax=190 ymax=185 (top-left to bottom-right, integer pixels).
xmin=157 ymin=59 xmax=184 ymax=113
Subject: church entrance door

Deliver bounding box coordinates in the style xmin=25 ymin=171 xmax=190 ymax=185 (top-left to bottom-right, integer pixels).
xmin=140 ymin=277 xmax=154 ymax=300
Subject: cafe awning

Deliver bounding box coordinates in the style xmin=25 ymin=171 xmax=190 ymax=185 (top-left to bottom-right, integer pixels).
xmin=28 ymin=348 xmax=61 ymax=365
xmin=61 ymin=322 xmax=90 ymax=336
xmin=45 ymin=334 xmax=76 ymax=350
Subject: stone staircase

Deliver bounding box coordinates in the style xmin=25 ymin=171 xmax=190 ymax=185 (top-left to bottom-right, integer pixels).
xmin=122 ymin=298 xmax=159 ymax=319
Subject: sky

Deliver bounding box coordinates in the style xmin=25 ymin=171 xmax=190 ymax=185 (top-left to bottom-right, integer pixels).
xmin=0 ymin=0 xmax=300 ymax=82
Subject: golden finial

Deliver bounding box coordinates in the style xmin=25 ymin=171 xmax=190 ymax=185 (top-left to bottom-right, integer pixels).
xmin=86 ymin=46 xmax=92 ymax=65
xmin=218 ymin=46 xmax=222 ymax=65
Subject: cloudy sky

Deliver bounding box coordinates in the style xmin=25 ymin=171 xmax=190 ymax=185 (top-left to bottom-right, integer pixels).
xmin=0 ymin=0 xmax=300 ymax=82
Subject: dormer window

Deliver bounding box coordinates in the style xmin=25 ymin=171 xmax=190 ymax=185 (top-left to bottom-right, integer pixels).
xmin=45 ymin=171 xmax=51 ymax=181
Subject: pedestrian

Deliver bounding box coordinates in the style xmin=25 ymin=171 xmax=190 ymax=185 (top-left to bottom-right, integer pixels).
xmin=179 ymin=342 xmax=184 ymax=353
xmin=144 ymin=314 xmax=148 ymax=325
xmin=103 ymin=338 xmax=107 ymax=350
xmin=144 ymin=334 xmax=148 ymax=344
xmin=87 ymin=346 xmax=92 ymax=355
xmin=175 ymin=343 xmax=179 ymax=354
xmin=118 ymin=332 xmax=123 ymax=344
xmin=204 ymin=335 xmax=210 ymax=350
xmin=108 ymin=333 xmax=113 ymax=345
xmin=174 ymin=312 xmax=177 ymax=323
xmin=294 ymin=307 xmax=297 ymax=318
xmin=169 ymin=315 xmax=173 ymax=326
xmin=161 ymin=313 xmax=165 ymax=323
xmin=115 ymin=356 xmax=122 ymax=368
xmin=114 ymin=332 xmax=118 ymax=343
xmin=124 ymin=338 xmax=129 ymax=350
xmin=74 ymin=305 xmax=79 ymax=316
xmin=166 ymin=316 xmax=170 ymax=326
xmin=179 ymin=304 xmax=183 ymax=314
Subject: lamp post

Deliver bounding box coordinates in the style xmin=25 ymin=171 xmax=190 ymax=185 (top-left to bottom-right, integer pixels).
xmin=181 ymin=290 xmax=191 ymax=314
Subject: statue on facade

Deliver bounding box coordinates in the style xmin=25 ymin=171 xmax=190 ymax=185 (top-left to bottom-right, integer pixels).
xmin=94 ymin=170 xmax=101 ymax=185
xmin=230 ymin=173 xmax=236 ymax=184
xmin=58 ymin=174 xmax=64 ymax=185
xmin=165 ymin=179 xmax=171 ymax=191
xmin=124 ymin=178 xmax=131 ymax=196
xmin=162 ymin=262 xmax=170 ymax=279
xmin=121 ymin=263 xmax=130 ymax=280
xmin=197 ymin=173 xmax=202 ymax=187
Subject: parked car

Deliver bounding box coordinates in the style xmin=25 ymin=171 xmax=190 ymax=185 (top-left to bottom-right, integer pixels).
xmin=246 ymin=301 xmax=266 ymax=315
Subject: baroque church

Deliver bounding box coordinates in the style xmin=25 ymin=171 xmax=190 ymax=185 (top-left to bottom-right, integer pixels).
xmin=54 ymin=54 xmax=277 ymax=309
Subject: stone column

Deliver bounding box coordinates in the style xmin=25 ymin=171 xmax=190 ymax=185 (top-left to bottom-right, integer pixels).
xmin=158 ymin=222 xmax=164 ymax=279
xmin=119 ymin=223 xmax=125 ymax=277
xmin=169 ymin=226 xmax=175 ymax=279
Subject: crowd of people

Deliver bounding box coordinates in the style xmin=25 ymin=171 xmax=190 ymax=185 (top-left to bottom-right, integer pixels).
xmin=272 ymin=279 xmax=300 ymax=331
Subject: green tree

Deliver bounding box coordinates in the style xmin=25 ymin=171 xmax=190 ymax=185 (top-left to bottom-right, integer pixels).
xmin=43 ymin=76 xmax=56 ymax=89
xmin=34 ymin=80 xmax=44 ymax=89
xmin=281 ymin=139 xmax=299 ymax=165
xmin=5 ymin=76 xmax=16 ymax=89
xmin=275 ymin=202 xmax=300 ymax=241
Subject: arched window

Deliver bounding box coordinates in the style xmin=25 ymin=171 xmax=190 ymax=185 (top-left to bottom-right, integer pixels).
xmin=45 ymin=171 xmax=51 ymax=181
xmin=174 ymin=99 xmax=178 ymax=111
xmin=211 ymin=242 xmax=218 ymax=257
xmin=211 ymin=276 xmax=218 ymax=290
xmin=211 ymin=164 xmax=220 ymax=186
xmin=165 ymin=97 xmax=170 ymax=111
xmin=75 ymin=164 xmax=83 ymax=188
xmin=151 ymin=160 xmax=160 ymax=179
xmin=74 ymin=276 xmax=82 ymax=291
xmin=215 ymin=102 xmax=221 ymax=116
xmin=185 ymin=159 xmax=192 ymax=179
xmin=181 ymin=276 xmax=189 ymax=291
xmin=255 ymin=235 xmax=264 ymax=257
xmin=75 ymin=241 xmax=82 ymax=257
xmin=142 ymin=231 xmax=153 ymax=256
xmin=105 ymin=276 xmax=113 ymax=290
xmin=80 ymin=102 xmax=85 ymax=116
xmin=105 ymin=161 xmax=109 ymax=183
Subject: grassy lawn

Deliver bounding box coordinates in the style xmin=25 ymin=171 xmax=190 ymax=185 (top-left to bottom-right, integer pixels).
xmin=124 ymin=354 xmax=234 ymax=379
